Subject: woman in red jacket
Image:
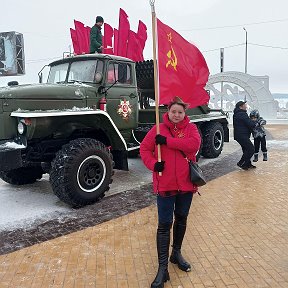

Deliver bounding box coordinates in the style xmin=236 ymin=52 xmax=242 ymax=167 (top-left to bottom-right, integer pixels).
xmin=140 ymin=96 xmax=201 ymax=288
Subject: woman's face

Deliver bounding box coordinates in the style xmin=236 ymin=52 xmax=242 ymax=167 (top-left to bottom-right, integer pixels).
xmin=168 ymin=104 xmax=185 ymax=124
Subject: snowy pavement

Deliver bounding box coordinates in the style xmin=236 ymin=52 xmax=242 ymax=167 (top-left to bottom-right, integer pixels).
xmin=0 ymin=158 xmax=151 ymax=232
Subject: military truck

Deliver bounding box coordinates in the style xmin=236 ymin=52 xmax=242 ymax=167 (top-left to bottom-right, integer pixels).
xmin=0 ymin=54 xmax=229 ymax=207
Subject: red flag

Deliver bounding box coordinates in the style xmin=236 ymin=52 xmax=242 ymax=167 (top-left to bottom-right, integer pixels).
xmin=74 ymin=20 xmax=89 ymax=54
xmin=126 ymin=30 xmax=144 ymax=61
xmin=85 ymin=26 xmax=91 ymax=52
xmin=103 ymin=23 xmax=114 ymax=49
xmin=114 ymin=28 xmax=119 ymax=55
xmin=157 ymin=18 xmax=210 ymax=108
xmin=70 ymin=28 xmax=80 ymax=54
xmin=137 ymin=20 xmax=147 ymax=51
xmin=117 ymin=8 xmax=130 ymax=57
xmin=103 ymin=48 xmax=114 ymax=54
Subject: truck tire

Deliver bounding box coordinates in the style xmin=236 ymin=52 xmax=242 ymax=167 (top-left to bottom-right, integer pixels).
xmin=201 ymin=122 xmax=224 ymax=158
xmin=0 ymin=167 xmax=43 ymax=185
xmin=50 ymin=138 xmax=113 ymax=207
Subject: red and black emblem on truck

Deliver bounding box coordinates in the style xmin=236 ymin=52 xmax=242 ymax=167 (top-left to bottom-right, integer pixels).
xmin=117 ymin=99 xmax=132 ymax=120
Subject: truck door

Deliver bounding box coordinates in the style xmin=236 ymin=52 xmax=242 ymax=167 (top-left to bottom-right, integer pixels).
xmin=105 ymin=61 xmax=138 ymax=131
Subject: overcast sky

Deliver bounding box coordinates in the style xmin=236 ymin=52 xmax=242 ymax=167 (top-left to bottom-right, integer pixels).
xmin=0 ymin=0 xmax=287 ymax=93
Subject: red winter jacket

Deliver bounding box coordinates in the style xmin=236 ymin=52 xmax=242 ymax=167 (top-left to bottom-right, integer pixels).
xmin=140 ymin=112 xmax=201 ymax=195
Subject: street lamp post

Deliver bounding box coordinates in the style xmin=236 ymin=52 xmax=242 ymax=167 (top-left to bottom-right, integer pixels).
xmin=220 ymin=48 xmax=224 ymax=109
xmin=243 ymin=27 xmax=248 ymax=101
xmin=243 ymin=27 xmax=247 ymax=73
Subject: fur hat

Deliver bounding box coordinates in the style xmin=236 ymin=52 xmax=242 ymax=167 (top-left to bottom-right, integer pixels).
xmin=96 ymin=16 xmax=104 ymax=23
xmin=168 ymin=96 xmax=189 ymax=110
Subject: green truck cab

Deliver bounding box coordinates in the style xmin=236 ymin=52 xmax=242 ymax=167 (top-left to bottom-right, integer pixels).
xmin=0 ymin=54 xmax=229 ymax=207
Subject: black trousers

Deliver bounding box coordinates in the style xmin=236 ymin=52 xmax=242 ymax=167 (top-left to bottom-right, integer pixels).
xmin=254 ymin=136 xmax=267 ymax=153
xmin=235 ymin=137 xmax=255 ymax=167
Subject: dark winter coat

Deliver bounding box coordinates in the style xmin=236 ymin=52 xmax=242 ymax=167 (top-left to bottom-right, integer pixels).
xmin=251 ymin=117 xmax=266 ymax=138
xmin=90 ymin=24 xmax=102 ymax=53
xmin=233 ymin=107 xmax=257 ymax=140
xmin=140 ymin=112 xmax=201 ymax=195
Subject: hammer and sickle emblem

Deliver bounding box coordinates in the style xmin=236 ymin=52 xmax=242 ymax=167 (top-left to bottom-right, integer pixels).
xmin=165 ymin=33 xmax=178 ymax=71
xmin=166 ymin=47 xmax=178 ymax=71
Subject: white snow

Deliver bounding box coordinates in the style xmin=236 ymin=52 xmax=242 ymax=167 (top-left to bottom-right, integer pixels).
xmin=0 ymin=159 xmax=152 ymax=232
xmin=0 ymin=174 xmax=72 ymax=231
xmin=73 ymin=82 xmax=92 ymax=87
xmin=267 ymin=140 xmax=288 ymax=149
xmin=0 ymin=142 xmax=26 ymax=149
xmin=14 ymin=106 xmax=94 ymax=113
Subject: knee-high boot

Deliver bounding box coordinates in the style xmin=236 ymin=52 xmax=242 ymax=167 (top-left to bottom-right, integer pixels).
xmin=169 ymin=214 xmax=191 ymax=272
xmin=151 ymin=223 xmax=171 ymax=288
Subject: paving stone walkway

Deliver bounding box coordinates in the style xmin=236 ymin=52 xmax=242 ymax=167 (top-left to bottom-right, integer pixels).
xmin=0 ymin=125 xmax=288 ymax=288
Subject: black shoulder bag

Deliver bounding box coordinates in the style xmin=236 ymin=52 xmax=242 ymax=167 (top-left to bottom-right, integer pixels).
xmin=181 ymin=151 xmax=206 ymax=187
xmin=168 ymin=129 xmax=206 ymax=187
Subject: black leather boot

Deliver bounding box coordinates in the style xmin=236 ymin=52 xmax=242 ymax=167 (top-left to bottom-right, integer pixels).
xmin=263 ymin=152 xmax=268 ymax=161
xmin=151 ymin=223 xmax=171 ymax=288
xmin=253 ymin=153 xmax=258 ymax=162
xmin=169 ymin=214 xmax=191 ymax=272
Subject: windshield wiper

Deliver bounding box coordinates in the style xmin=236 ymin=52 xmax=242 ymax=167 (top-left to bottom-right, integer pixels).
xmin=67 ymin=80 xmax=82 ymax=84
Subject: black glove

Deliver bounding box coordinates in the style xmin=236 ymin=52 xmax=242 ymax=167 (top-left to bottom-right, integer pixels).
xmin=155 ymin=134 xmax=167 ymax=145
xmin=154 ymin=161 xmax=165 ymax=172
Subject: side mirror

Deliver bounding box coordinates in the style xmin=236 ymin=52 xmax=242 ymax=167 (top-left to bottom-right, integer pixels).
xmin=94 ymin=72 xmax=103 ymax=84
xmin=38 ymin=64 xmax=48 ymax=83
xmin=39 ymin=72 xmax=43 ymax=83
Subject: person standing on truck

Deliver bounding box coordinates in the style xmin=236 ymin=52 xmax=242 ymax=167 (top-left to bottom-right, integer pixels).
xmin=90 ymin=16 xmax=104 ymax=54
xmin=233 ymin=100 xmax=257 ymax=170
xmin=140 ymin=96 xmax=201 ymax=288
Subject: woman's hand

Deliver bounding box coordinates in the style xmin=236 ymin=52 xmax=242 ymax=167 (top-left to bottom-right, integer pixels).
xmin=155 ymin=134 xmax=167 ymax=145
xmin=154 ymin=161 xmax=165 ymax=172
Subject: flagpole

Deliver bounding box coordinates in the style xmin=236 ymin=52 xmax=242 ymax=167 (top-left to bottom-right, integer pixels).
xmin=150 ymin=0 xmax=162 ymax=175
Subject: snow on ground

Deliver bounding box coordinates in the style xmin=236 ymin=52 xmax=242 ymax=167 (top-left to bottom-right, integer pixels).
xmin=0 ymin=174 xmax=71 ymax=231
xmin=266 ymin=139 xmax=288 ymax=149
xmin=0 ymin=158 xmax=152 ymax=232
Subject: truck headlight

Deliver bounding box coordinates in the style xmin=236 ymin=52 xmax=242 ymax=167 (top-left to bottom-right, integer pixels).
xmin=17 ymin=122 xmax=25 ymax=134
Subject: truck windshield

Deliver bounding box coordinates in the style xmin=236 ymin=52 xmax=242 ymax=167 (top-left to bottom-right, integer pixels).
xmin=47 ymin=60 xmax=100 ymax=84
xmin=47 ymin=63 xmax=69 ymax=84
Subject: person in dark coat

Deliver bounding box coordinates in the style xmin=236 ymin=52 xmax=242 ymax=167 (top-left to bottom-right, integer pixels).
xmin=249 ymin=109 xmax=268 ymax=162
xmin=90 ymin=16 xmax=104 ymax=53
xmin=140 ymin=96 xmax=201 ymax=288
xmin=233 ymin=100 xmax=257 ymax=170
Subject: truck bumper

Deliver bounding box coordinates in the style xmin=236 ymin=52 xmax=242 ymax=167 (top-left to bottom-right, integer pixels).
xmin=0 ymin=138 xmax=25 ymax=171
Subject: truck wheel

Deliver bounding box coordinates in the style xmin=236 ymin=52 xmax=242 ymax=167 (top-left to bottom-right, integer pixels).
xmin=50 ymin=138 xmax=113 ymax=207
xmin=201 ymin=122 xmax=224 ymax=158
xmin=0 ymin=167 xmax=43 ymax=185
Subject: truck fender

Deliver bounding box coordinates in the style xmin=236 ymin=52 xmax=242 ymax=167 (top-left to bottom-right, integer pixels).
xmin=11 ymin=109 xmax=128 ymax=151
